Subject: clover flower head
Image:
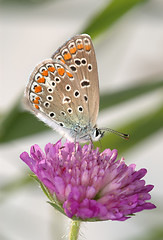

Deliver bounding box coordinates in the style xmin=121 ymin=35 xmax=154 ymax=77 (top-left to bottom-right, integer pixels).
xmin=20 ymin=140 xmax=156 ymax=221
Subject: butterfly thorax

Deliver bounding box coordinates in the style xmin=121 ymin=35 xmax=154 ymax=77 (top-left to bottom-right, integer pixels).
xmin=69 ymin=124 xmax=104 ymax=142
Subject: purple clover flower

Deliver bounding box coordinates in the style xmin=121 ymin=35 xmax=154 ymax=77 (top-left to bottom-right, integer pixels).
xmin=20 ymin=140 xmax=156 ymax=221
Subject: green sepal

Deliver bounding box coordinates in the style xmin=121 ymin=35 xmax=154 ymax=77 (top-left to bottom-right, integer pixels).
xmin=127 ymin=213 xmax=136 ymax=216
xmin=47 ymin=201 xmax=67 ymax=217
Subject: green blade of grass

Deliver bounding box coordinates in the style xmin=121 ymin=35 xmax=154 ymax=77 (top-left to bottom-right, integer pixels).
xmin=131 ymin=226 xmax=163 ymax=240
xmin=0 ymin=174 xmax=33 ymax=203
xmin=0 ymin=96 xmax=50 ymax=143
xmin=94 ymin=105 xmax=163 ymax=154
xmin=100 ymin=79 xmax=163 ymax=110
xmin=83 ymin=0 xmax=147 ymax=39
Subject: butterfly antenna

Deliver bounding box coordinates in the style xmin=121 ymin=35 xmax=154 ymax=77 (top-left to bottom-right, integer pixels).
xmin=101 ymin=128 xmax=130 ymax=140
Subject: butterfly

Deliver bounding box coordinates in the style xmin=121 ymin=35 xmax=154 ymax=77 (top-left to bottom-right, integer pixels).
xmin=24 ymin=34 xmax=129 ymax=142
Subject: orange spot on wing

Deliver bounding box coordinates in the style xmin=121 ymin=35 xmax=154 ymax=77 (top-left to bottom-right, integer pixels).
xmin=34 ymin=85 xmax=42 ymax=93
xmin=48 ymin=67 xmax=55 ymax=72
xmin=66 ymin=71 xmax=73 ymax=78
xmin=85 ymin=45 xmax=91 ymax=51
xmin=64 ymin=52 xmax=72 ymax=61
xmin=77 ymin=44 xmax=83 ymax=50
xmin=58 ymin=68 xmax=65 ymax=76
xmin=70 ymin=47 xmax=77 ymax=54
xmin=33 ymin=99 xmax=39 ymax=104
xmin=60 ymin=59 xmax=66 ymax=64
xmin=34 ymin=104 xmax=39 ymax=109
xmin=41 ymin=70 xmax=48 ymax=76
xmin=33 ymin=96 xmax=40 ymax=104
xmin=37 ymin=77 xmax=45 ymax=83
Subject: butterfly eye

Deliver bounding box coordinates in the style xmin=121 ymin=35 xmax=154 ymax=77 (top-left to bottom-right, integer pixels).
xmin=93 ymin=129 xmax=104 ymax=140
xmin=95 ymin=129 xmax=99 ymax=137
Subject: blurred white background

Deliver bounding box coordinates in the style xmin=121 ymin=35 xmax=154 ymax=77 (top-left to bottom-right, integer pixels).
xmin=0 ymin=0 xmax=163 ymax=239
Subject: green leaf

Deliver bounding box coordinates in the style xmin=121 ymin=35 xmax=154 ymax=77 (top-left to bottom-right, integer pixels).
xmin=83 ymin=0 xmax=147 ymax=39
xmin=0 ymin=80 xmax=162 ymax=143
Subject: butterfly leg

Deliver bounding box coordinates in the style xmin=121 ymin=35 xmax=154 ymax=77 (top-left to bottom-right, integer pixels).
xmin=89 ymin=136 xmax=95 ymax=150
xmin=99 ymin=139 xmax=102 ymax=152
xmin=74 ymin=135 xmax=78 ymax=154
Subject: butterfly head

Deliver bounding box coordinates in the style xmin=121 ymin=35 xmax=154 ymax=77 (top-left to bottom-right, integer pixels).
xmin=91 ymin=127 xmax=105 ymax=142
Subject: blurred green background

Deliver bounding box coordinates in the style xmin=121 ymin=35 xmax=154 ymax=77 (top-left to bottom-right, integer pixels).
xmin=0 ymin=0 xmax=163 ymax=239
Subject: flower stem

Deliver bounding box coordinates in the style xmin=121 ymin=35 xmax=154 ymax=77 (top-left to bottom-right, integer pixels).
xmin=69 ymin=220 xmax=80 ymax=240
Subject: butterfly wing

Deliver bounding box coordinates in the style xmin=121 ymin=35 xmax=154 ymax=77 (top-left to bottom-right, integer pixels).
xmin=25 ymin=58 xmax=91 ymax=139
xmin=51 ymin=34 xmax=99 ymax=127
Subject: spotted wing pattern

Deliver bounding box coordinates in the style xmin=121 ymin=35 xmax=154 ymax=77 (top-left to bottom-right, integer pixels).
xmin=25 ymin=59 xmax=91 ymax=132
xmin=51 ymin=34 xmax=99 ymax=127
